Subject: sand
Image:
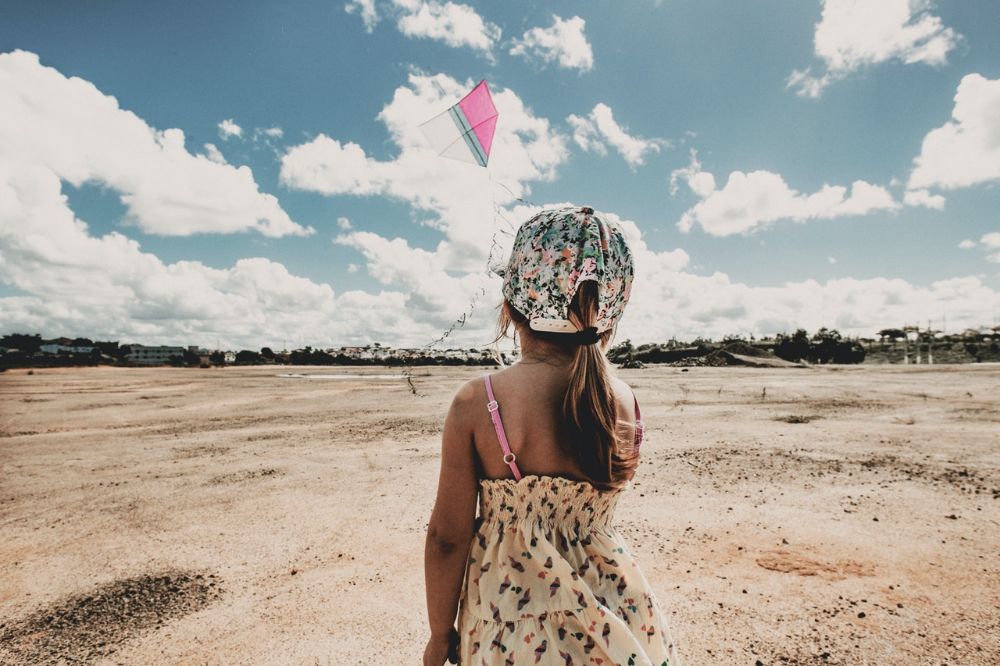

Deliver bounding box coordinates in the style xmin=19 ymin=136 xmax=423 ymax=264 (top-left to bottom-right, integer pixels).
xmin=1 ymin=364 xmax=998 ymax=665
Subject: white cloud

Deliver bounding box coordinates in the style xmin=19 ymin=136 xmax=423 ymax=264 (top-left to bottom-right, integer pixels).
xmin=953 ymin=232 xmax=1000 ymax=264
xmin=669 ymin=150 xmax=715 ymax=197
xmin=4 ymin=160 xmax=995 ymax=348
xmin=565 ymin=204 xmax=998 ymax=343
xmin=624 ymin=268 xmax=999 ymax=342
xmin=979 ymin=232 xmax=1000 ymax=264
xmin=337 ymin=216 xmax=353 ymax=230
xmin=0 ymin=160 xmax=417 ymax=349
xmin=279 ymin=73 xmax=570 ymax=337
xmin=257 ymin=126 xmax=283 ymax=139
xmin=510 ymin=15 xmax=594 ymax=72
xmin=5 ymin=54 xmax=993 ymax=348
xmin=789 ymin=0 xmax=960 ymax=98
xmin=0 ymin=50 xmax=309 ymax=238
xmin=903 ymin=188 xmax=945 ymax=209
xmin=828 ymin=256 xmax=837 ymax=264
xmin=202 ymin=143 xmax=226 ymax=165
xmin=671 ymin=152 xmax=900 ymax=236
xmin=393 ymin=0 xmax=500 ymax=55
xmin=334 ymin=230 xmax=486 ymax=319
xmin=566 ymin=103 xmax=666 ymax=168
xmin=981 ymin=232 xmax=1000 ymax=249
xmin=345 ymin=0 xmax=379 ymax=32
xmin=908 ymin=74 xmax=1000 ymax=192
xmin=218 ymin=118 xmax=242 ymax=139
xmin=345 ymin=1 xmax=499 ymax=56
xmin=281 ymin=72 xmax=568 ymax=276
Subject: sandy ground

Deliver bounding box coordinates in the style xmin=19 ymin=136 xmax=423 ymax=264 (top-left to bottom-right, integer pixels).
xmin=1 ymin=363 xmax=998 ymax=665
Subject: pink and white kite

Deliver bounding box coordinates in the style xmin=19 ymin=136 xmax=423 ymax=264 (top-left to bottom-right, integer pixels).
xmin=419 ymin=80 xmax=498 ymax=168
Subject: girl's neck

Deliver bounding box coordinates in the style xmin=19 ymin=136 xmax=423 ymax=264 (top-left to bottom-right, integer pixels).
xmin=514 ymin=327 xmax=598 ymax=372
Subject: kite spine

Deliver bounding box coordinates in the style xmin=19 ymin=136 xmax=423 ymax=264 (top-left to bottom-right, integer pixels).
xmin=448 ymin=105 xmax=489 ymax=167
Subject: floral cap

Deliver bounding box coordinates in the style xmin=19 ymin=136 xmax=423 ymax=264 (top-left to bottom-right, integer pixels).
xmin=497 ymin=205 xmax=635 ymax=335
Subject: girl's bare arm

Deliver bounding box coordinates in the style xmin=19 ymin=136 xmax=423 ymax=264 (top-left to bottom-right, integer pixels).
xmin=424 ymin=380 xmax=479 ymax=639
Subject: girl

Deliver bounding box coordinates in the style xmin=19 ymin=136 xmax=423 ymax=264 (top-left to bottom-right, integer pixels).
xmin=423 ymin=206 xmax=681 ymax=665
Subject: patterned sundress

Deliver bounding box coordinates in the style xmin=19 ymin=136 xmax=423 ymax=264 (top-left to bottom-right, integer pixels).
xmin=455 ymin=375 xmax=681 ymax=665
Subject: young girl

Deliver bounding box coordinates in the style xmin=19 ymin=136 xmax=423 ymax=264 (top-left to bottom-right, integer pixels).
xmin=423 ymin=206 xmax=681 ymax=665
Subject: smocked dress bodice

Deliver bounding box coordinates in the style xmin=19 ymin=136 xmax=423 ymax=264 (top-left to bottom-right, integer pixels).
xmin=457 ymin=475 xmax=680 ymax=665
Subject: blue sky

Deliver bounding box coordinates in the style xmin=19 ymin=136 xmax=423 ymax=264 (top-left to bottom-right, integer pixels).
xmin=1 ymin=1 xmax=998 ymax=349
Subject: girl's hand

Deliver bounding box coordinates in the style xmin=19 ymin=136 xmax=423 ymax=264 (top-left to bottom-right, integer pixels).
xmin=423 ymin=627 xmax=460 ymax=665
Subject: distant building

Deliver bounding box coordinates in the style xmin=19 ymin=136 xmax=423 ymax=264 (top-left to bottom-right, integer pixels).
xmin=125 ymin=344 xmax=186 ymax=365
xmin=40 ymin=344 xmax=96 ymax=354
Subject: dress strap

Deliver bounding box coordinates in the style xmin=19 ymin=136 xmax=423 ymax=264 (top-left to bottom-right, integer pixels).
xmin=484 ymin=374 xmax=522 ymax=481
xmin=633 ymin=392 xmax=644 ymax=452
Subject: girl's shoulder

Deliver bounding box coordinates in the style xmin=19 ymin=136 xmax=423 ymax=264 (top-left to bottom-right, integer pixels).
xmin=450 ymin=376 xmax=484 ymax=412
xmin=609 ymin=375 xmax=640 ymax=422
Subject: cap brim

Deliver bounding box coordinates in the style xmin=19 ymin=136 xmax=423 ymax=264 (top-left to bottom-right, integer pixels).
xmin=529 ymin=318 xmax=580 ymax=334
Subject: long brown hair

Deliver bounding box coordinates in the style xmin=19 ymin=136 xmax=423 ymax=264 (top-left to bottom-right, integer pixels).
xmin=493 ymin=281 xmax=640 ymax=491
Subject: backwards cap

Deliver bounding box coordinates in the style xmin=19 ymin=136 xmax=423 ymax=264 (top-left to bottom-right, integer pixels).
xmin=497 ymin=206 xmax=635 ymax=336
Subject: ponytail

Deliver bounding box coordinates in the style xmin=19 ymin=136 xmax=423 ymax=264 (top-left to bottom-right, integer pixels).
xmin=563 ymin=282 xmax=638 ymax=490
xmin=493 ymin=281 xmax=640 ymax=491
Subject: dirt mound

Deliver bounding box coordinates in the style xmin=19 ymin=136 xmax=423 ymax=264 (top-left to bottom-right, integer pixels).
xmin=666 ymin=346 xmax=804 ymax=368
xmin=0 ymin=571 xmax=222 ymax=665
xmin=720 ymin=341 xmax=771 ymax=357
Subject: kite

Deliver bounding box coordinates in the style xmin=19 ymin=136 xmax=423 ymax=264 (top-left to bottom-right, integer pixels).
xmin=419 ymin=79 xmax=498 ymax=167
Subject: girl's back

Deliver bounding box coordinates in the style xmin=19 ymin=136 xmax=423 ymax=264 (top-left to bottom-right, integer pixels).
xmin=470 ymin=365 xmax=640 ymax=484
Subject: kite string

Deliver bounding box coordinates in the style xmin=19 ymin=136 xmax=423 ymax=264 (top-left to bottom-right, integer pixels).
xmin=423 ymin=172 xmax=511 ymax=350
xmin=401 ymin=173 xmax=537 ymax=392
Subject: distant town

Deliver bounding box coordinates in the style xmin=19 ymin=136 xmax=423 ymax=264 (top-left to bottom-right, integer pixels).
xmin=2 ymin=324 xmax=998 ymax=371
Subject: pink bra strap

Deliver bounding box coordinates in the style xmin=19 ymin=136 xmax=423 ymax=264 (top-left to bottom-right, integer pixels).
xmin=484 ymin=374 xmax=522 ymax=481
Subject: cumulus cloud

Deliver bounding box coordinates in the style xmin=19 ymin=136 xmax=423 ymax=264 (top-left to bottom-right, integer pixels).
xmin=0 ymin=159 xmax=421 ymax=349
xmin=510 ymin=15 xmax=594 ymax=72
xmin=670 ymin=152 xmax=899 ymax=236
xmin=903 ymin=188 xmax=945 ymax=209
xmin=334 ymin=230 xmax=487 ymax=320
xmin=983 ymin=232 xmax=1000 ymax=262
xmin=789 ymin=0 xmax=960 ymax=98
xmin=255 ymin=126 xmax=283 ymax=140
xmin=960 ymin=232 xmax=1000 ymax=264
xmin=624 ymin=269 xmax=999 ymax=342
xmin=218 ymin=118 xmax=242 ymax=139
xmin=278 ymin=73 xmax=570 ymax=338
xmin=908 ymin=74 xmax=1000 ymax=192
xmin=281 ymin=73 xmax=568 ymax=273
xmin=518 ymin=204 xmax=998 ymax=343
xmin=4 ymin=54 xmax=993 ymax=348
xmin=566 ymin=103 xmax=666 ymax=168
xmin=345 ymin=0 xmax=499 ymax=56
xmin=394 ymin=0 xmax=500 ymax=55
xmin=202 ymin=143 xmax=227 ymax=165
xmin=345 ymin=0 xmax=379 ymax=32
xmin=0 ymin=50 xmax=309 ymax=238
